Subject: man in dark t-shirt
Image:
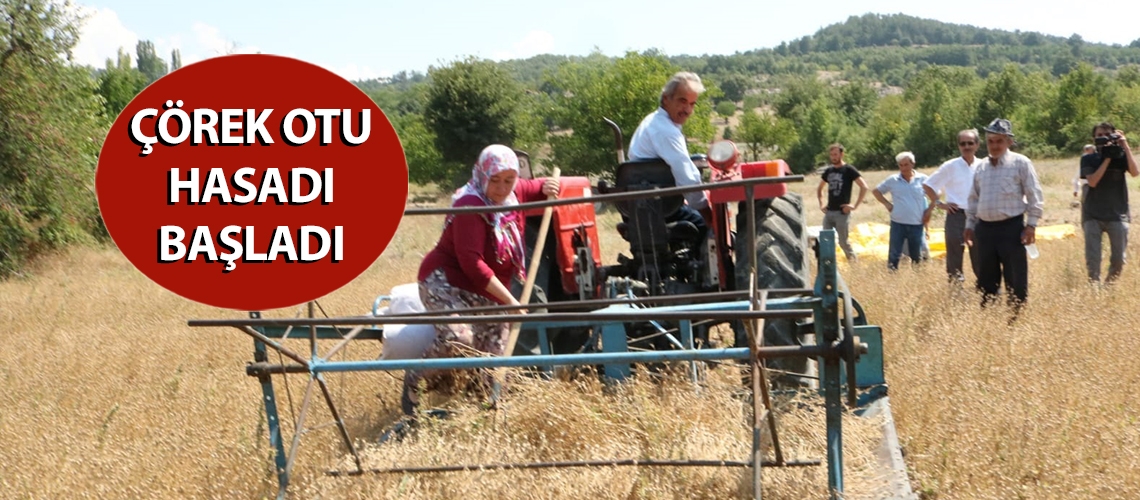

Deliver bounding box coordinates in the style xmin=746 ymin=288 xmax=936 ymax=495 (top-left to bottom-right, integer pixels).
xmin=816 ymin=143 xmax=869 ymax=261
xmin=1080 ymin=122 xmax=1139 ymax=283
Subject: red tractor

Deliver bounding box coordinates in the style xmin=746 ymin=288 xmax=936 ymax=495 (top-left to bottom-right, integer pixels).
xmin=512 ymin=131 xmax=812 ymax=379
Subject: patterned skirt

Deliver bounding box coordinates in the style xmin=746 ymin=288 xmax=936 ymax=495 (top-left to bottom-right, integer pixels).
xmin=400 ymin=268 xmax=509 ymax=416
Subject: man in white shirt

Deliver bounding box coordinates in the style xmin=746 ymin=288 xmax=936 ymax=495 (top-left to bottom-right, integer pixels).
xmin=628 ymin=72 xmax=708 ymax=246
xmin=924 ymin=129 xmax=984 ymax=282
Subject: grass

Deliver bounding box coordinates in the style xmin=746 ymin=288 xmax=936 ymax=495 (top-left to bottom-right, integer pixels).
xmin=1 ymin=155 xmax=1138 ymax=499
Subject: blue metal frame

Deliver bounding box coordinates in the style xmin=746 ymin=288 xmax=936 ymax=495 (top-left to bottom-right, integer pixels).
xmin=229 ymin=229 xmax=876 ymax=500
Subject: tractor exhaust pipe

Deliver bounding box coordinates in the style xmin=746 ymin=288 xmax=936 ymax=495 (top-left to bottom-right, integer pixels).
xmin=602 ymin=117 xmax=624 ymax=164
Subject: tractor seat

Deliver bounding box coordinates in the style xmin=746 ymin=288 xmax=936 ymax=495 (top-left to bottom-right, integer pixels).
xmin=613 ymin=159 xmax=684 ymax=219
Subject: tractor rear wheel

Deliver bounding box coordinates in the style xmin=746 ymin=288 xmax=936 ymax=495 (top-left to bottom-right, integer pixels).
xmin=733 ymin=192 xmax=813 ymax=385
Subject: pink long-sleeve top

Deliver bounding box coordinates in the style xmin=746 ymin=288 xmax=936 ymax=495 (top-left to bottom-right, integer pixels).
xmin=417 ymin=179 xmax=545 ymax=303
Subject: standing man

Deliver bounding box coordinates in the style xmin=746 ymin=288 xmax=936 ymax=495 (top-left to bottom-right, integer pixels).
xmin=628 ymin=71 xmax=708 ymax=247
xmin=924 ymin=129 xmax=984 ymax=283
xmin=816 ymin=143 xmax=868 ymax=262
xmin=1072 ymin=144 xmax=1096 ymax=207
xmin=1080 ymin=122 xmax=1138 ymax=283
xmin=963 ymin=118 xmax=1045 ymax=309
xmin=873 ymin=152 xmax=934 ymax=270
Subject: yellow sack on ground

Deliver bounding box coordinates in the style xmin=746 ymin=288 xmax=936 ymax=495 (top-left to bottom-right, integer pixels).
xmin=809 ymin=222 xmax=1076 ymax=262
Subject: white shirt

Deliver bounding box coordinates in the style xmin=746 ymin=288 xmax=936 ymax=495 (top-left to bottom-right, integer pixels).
xmin=628 ymin=107 xmax=707 ymax=209
xmin=924 ymin=156 xmax=982 ymax=207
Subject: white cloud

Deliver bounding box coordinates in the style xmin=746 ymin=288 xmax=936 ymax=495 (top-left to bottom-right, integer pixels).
xmin=72 ymin=6 xmax=138 ymax=68
xmin=490 ymin=30 xmax=555 ymax=62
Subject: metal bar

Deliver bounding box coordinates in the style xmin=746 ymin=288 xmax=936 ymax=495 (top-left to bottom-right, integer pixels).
xmin=404 ymin=175 xmax=805 ymax=216
xmin=326 ymin=458 xmax=822 ymax=476
xmin=308 ymin=302 xmax=317 ymax=361
xmin=252 ymin=334 xmax=289 ymax=500
xmin=244 ymin=344 xmax=841 ymax=376
xmin=383 ymin=289 xmax=815 ymax=317
xmin=816 ymin=230 xmax=844 ymax=498
xmin=238 ymin=326 xmax=310 ymax=368
xmin=838 ymin=273 xmax=859 ymax=407
xmin=284 ymin=377 xmax=317 ymax=480
xmin=192 ymin=309 xmax=812 ymax=329
xmin=756 ymin=290 xmax=784 ymax=465
xmin=321 ymin=325 xmax=367 ymax=361
xmin=315 ymin=375 xmax=362 ymax=474
xmin=680 ymin=320 xmax=697 ymax=385
xmin=745 ymin=184 xmax=764 ymax=500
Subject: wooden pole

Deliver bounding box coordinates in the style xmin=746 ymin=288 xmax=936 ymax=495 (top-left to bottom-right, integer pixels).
xmin=497 ymin=167 xmax=561 ymax=383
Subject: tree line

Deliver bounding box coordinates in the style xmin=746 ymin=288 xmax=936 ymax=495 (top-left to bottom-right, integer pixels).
xmin=3 ymin=4 xmax=1140 ymax=278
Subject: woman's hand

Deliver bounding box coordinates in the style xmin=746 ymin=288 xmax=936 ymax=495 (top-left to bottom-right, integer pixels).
xmin=541 ymin=178 xmax=561 ymax=198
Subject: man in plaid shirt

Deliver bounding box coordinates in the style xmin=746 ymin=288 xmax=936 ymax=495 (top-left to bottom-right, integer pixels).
xmin=963 ymin=118 xmax=1045 ymax=310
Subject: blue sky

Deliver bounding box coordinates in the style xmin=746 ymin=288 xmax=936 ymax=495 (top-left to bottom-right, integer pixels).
xmin=72 ymin=1 xmax=1140 ymax=81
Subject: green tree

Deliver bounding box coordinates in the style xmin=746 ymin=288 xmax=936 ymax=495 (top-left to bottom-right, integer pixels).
xmin=1046 ymin=63 xmax=1111 ymax=150
xmin=391 ymin=113 xmax=446 ymax=187
xmin=547 ymin=51 xmax=717 ymax=177
xmin=860 ymin=95 xmax=911 ymax=170
xmin=718 ymin=73 xmax=751 ymax=102
xmin=135 ymin=40 xmax=167 ymax=83
xmin=786 ymin=101 xmax=836 ymax=173
xmin=737 ymin=110 xmax=797 ymax=162
xmin=906 ymin=79 xmax=960 ymax=163
xmin=834 ymin=80 xmax=878 ymax=127
xmin=0 ymin=0 xmax=108 ymax=276
xmin=96 ymin=48 xmax=147 ymax=119
xmin=975 ymin=64 xmax=1029 ymax=126
xmin=715 ymin=101 xmax=736 ymax=123
xmin=422 ymin=57 xmax=540 ymax=187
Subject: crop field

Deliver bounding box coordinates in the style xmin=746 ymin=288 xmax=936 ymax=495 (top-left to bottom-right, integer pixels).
xmin=2 ymin=157 xmax=1138 ymax=499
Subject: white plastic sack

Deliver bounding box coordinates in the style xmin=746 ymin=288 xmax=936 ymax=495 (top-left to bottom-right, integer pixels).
xmin=378 ymin=283 xmax=434 ymax=360
xmin=381 ymin=323 xmax=437 ymax=360
xmin=388 ymin=283 xmax=425 ymax=314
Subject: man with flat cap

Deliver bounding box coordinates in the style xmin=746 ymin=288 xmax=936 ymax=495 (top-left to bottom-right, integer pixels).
xmin=963 ymin=118 xmax=1045 ymax=312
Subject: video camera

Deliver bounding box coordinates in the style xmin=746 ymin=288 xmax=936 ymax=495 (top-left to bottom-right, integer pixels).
xmin=1095 ymin=133 xmax=1126 ymax=159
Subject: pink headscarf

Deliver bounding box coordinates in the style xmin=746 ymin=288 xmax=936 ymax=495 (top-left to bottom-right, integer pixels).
xmin=449 ymin=145 xmax=526 ymax=280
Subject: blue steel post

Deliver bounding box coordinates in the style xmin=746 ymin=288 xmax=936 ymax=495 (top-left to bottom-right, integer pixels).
xmin=815 ymin=230 xmax=844 ymax=497
xmin=250 ymin=311 xmax=289 ymax=499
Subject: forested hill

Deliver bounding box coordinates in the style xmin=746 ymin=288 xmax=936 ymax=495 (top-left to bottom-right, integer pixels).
xmin=6 ymin=6 xmax=1140 ymax=277
xmin=670 ymin=13 xmax=1140 ymax=86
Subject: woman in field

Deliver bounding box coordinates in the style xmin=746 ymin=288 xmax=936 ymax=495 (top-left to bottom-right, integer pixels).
xmin=401 ymin=144 xmax=560 ymax=418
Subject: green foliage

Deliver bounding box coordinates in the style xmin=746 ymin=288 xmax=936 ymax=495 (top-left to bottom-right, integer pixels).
xmin=717 ymin=73 xmax=751 ymax=102
xmin=1043 ymin=63 xmax=1111 ymax=151
xmin=96 ymin=49 xmax=147 ymax=120
xmin=422 ymin=57 xmax=540 ymax=188
xmin=903 ymin=67 xmax=978 ymax=162
xmin=859 ymin=95 xmax=910 ymax=169
xmin=785 ymin=100 xmax=836 ymax=173
xmin=1118 ymin=65 xmax=1140 ymax=87
xmin=0 ymin=0 xmax=107 ymax=277
xmin=135 ymin=40 xmax=167 ymax=83
xmin=772 ymin=75 xmax=827 ymax=118
xmin=834 ymin=80 xmax=878 ymax=127
xmin=390 ymin=113 xmax=447 ymax=187
xmin=714 ymin=101 xmax=736 ymax=121
xmin=546 ymin=51 xmax=716 ymax=177
xmin=737 ymin=109 xmax=797 ymax=162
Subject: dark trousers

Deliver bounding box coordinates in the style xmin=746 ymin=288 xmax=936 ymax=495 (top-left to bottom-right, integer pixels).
xmin=974 ymin=216 xmax=1028 ymax=306
xmin=945 ymin=211 xmax=977 ymax=281
xmin=667 ymin=204 xmax=709 ymax=249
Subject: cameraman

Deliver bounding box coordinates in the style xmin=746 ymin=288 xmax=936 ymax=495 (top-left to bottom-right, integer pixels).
xmin=1080 ymin=122 xmax=1139 ymax=283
